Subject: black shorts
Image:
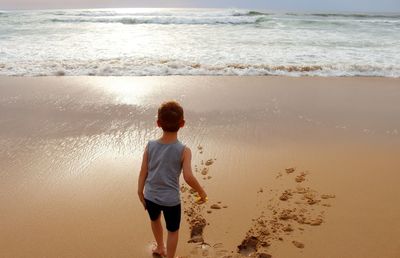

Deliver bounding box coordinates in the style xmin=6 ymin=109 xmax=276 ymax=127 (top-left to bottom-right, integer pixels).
xmin=144 ymin=199 xmax=181 ymax=232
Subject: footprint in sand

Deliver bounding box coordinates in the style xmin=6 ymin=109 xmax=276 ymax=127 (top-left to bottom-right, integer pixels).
xmin=238 ymin=236 xmax=263 ymax=256
xmin=237 ymin=167 xmax=336 ymax=256
xmin=188 ymin=217 xmax=207 ymax=243
xmin=183 ymin=145 xmax=228 ymax=255
xmin=181 ymin=185 xmax=207 ymax=244
xmin=187 ymin=152 xmax=336 ymax=257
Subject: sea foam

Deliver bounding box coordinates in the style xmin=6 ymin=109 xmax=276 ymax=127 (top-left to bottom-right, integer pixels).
xmin=0 ymin=8 xmax=399 ymax=77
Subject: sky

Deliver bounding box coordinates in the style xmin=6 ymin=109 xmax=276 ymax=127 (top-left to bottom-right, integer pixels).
xmin=1 ymin=0 xmax=400 ymax=12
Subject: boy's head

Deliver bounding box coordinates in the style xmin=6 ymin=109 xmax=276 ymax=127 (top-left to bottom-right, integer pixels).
xmin=157 ymin=101 xmax=184 ymax=132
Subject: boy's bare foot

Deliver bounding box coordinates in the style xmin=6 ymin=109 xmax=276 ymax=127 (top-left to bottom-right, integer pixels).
xmin=152 ymin=245 xmax=166 ymax=257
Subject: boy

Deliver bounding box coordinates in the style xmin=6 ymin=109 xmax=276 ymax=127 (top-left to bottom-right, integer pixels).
xmin=137 ymin=101 xmax=207 ymax=258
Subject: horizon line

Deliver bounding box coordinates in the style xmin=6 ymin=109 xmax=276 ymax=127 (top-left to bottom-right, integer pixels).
xmin=1 ymin=7 xmax=400 ymax=15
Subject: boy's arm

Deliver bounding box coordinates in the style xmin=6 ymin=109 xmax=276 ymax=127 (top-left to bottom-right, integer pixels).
xmin=137 ymin=146 xmax=149 ymax=210
xmin=182 ymin=147 xmax=207 ymax=201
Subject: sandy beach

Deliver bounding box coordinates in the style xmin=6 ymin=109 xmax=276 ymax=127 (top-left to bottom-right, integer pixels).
xmin=1 ymin=76 xmax=399 ymax=257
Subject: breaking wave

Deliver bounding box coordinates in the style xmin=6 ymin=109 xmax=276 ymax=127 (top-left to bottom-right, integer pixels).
xmin=286 ymin=12 xmax=400 ymax=19
xmin=47 ymin=9 xmax=273 ymax=25
xmin=50 ymin=16 xmax=261 ymax=25
xmin=309 ymin=13 xmax=400 ymax=19
xmin=47 ymin=11 xmax=400 ymax=26
xmin=233 ymin=11 xmax=271 ymax=16
xmin=2 ymin=58 xmax=399 ymax=77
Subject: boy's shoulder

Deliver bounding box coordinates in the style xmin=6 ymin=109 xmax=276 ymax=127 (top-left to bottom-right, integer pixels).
xmin=147 ymin=139 xmax=157 ymax=145
xmin=146 ymin=139 xmax=187 ymax=148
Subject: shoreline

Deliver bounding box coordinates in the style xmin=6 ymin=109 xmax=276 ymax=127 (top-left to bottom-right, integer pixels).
xmin=2 ymin=75 xmax=400 ymax=79
xmin=2 ymin=74 xmax=400 ymax=79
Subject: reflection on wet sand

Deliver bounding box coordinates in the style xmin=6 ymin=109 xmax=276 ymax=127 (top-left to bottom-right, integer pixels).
xmin=1 ymin=76 xmax=400 ymax=257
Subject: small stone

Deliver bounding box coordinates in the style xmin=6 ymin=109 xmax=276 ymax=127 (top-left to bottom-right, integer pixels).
xmin=292 ymin=241 xmax=305 ymax=248
xmin=286 ymin=167 xmax=295 ymax=173
xmin=310 ymin=218 xmax=323 ymax=226
xmin=295 ymin=171 xmax=307 ymax=183
xmin=321 ymin=194 xmax=336 ymax=199
xmin=205 ymin=159 xmax=214 ymax=166
xmin=207 ymin=210 xmax=212 ymax=214
xmin=210 ymin=204 xmax=221 ymax=209
xmin=279 ymin=190 xmax=292 ymax=201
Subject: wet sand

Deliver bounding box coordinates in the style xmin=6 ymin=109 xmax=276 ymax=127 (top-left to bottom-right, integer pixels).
xmin=1 ymin=76 xmax=400 ymax=257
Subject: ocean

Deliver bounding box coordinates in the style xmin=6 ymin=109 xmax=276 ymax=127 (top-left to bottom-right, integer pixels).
xmin=0 ymin=8 xmax=399 ymax=77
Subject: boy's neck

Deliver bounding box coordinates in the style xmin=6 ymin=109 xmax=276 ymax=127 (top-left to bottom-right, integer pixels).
xmin=159 ymin=131 xmax=178 ymax=144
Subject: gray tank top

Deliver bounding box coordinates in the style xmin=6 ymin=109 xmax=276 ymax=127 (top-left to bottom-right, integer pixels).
xmin=144 ymin=139 xmax=185 ymax=206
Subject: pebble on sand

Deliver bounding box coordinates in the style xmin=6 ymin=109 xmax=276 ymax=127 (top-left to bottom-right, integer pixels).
xmin=205 ymin=159 xmax=214 ymax=166
xmin=286 ymin=167 xmax=296 ymax=173
xmin=210 ymin=204 xmax=221 ymax=209
xmin=292 ymin=240 xmax=305 ymax=248
xmin=310 ymin=218 xmax=323 ymax=226
xmin=321 ymin=194 xmax=336 ymax=199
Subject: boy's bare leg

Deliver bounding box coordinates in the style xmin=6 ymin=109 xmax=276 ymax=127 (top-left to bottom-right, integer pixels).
xmin=166 ymin=230 xmax=179 ymax=258
xmin=151 ymin=215 xmax=166 ymax=255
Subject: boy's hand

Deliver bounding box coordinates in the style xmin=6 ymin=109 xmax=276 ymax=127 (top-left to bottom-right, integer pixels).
xmin=138 ymin=192 xmax=146 ymax=210
xmin=195 ymin=191 xmax=208 ymax=204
